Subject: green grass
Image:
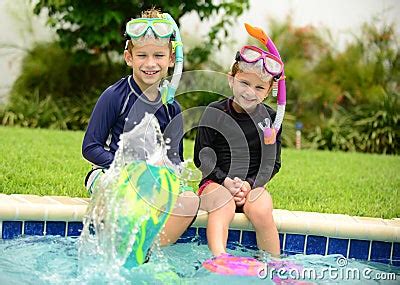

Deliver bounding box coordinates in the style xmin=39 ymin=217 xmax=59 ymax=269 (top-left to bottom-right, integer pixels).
xmin=268 ymin=149 xmax=400 ymax=219
xmin=0 ymin=126 xmax=399 ymax=218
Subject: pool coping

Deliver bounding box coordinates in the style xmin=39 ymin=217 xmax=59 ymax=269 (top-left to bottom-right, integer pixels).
xmin=0 ymin=193 xmax=399 ymax=243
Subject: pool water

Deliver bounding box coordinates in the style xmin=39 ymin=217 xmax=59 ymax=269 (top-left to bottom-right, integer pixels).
xmin=0 ymin=236 xmax=399 ymax=284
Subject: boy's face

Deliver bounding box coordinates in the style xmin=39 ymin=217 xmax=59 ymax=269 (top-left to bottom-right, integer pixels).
xmin=228 ymin=71 xmax=271 ymax=112
xmin=124 ymin=42 xmax=174 ymax=91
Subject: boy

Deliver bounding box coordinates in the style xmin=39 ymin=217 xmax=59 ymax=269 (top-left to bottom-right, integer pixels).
xmin=82 ymin=8 xmax=199 ymax=246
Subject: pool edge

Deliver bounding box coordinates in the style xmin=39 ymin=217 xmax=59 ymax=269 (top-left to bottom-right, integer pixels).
xmin=1 ymin=194 xmax=399 ymax=265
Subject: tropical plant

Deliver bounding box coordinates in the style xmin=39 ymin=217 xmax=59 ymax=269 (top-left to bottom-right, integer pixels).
xmin=308 ymin=91 xmax=399 ymax=154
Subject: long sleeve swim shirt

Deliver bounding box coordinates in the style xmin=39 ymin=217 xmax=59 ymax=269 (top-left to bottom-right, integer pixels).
xmin=194 ymin=98 xmax=281 ymax=188
xmin=82 ymin=76 xmax=184 ymax=168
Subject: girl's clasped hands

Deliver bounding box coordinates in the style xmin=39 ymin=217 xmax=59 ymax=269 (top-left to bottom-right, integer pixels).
xmin=223 ymin=177 xmax=251 ymax=206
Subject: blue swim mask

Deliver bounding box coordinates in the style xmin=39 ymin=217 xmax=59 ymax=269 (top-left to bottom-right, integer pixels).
xmin=126 ymin=18 xmax=174 ymax=39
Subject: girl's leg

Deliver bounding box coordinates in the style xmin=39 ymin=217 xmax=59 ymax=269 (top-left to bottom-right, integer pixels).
xmin=200 ymin=183 xmax=236 ymax=256
xmin=243 ymin=187 xmax=280 ymax=256
xmin=160 ymin=191 xmax=200 ymax=246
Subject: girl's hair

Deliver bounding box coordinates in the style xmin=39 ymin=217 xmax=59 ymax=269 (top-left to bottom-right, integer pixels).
xmin=230 ymin=61 xmax=241 ymax=77
xmin=127 ymin=7 xmax=171 ymax=53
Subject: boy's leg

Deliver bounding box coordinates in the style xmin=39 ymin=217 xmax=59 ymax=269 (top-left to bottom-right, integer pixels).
xmin=84 ymin=168 xmax=105 ymax=195
xmin=159 ymin=191 xmax=200 ymax=246
xmin=200 ymin=183 xmax=236 ymax=256
xmin=243 ymin=187 xmax=280 ymax=256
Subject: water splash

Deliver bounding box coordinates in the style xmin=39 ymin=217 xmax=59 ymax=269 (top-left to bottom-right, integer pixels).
xmin=78 ymin=113 xmax=181 ymax=269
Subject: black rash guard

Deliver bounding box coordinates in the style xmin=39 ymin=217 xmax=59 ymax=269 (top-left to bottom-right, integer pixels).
xmin=194 ymin=97 xmax=281 ymax=189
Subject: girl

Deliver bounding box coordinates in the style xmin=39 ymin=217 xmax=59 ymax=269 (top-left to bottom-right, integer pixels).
xmin=194 ymin=39 xmax=285 ymax=257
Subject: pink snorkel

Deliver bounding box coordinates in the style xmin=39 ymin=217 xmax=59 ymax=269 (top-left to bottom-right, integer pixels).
xmin=244 ymin=23 xmax=286 ymax=144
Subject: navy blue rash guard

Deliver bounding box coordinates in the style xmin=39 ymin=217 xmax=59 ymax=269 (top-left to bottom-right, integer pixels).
xmin=82 ymin=76 xmax=184 ymax=168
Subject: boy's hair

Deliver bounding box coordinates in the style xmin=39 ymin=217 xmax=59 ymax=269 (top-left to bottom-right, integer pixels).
xmin=126 ymin=7 xmax=172 ymax=53
xmin=230 ymin=61 xmax=274 ymax=88
xmin=141 ymin=7 xmax=163 ymax=18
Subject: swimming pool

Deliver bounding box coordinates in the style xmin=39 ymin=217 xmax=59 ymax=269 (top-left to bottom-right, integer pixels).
xmin=1 ymin=194 xmax=399 ymax=284
xmin=1 ymin=235 xmax=399 ymax=284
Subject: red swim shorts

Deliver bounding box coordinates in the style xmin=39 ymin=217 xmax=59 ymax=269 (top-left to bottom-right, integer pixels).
xmin=197 ymin=179 xmax=215 ymax=196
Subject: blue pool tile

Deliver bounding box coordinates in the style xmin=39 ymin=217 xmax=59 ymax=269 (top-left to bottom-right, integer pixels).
xmin=197 ymin=228 xmax=207 ymax=244
xmin=348 ymin=239 xmax=370 ymax=260
xmin=392 ymin=243 xmax=400 ymax=266
xmin=284 ymin=234 xmax=305 ymax=255
xmin=227 ymin=230 xmax=241 ymax=250
xmin=227 ymin=244 xmax=237 ymax=250
xmin=67 ymin=222 xmax=83 ymax=237
xmin=177 ymin=227 xmax=197 ymax=243
xmin=241 ymin=230 xmax=257 ymax=249
xmin=46 ymin=221 xmax=66 ymax=236
xmin=328 ymin=238 xmax=349 ymax=256
xmin=279 ymin=233 xmax=284 ymax=253
xmin=370 ymin=241 xmax=391 ymax=264
xmin=182 ymin=227 xmax=197 ymax=239
xmin=24 ymin=221 xmax=44 ymax=236
xmin=227 ymin=229 xmax=241 ymax=243
xmin=2 ymin=221 xmax=22 ymax=239
xmin=306 ymin=235 xmax=327 ymax=255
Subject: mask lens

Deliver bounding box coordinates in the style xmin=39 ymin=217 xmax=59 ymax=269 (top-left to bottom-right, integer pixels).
xmin=127 ymin=22 xmax=148 ymax=37
xmin=241 ymin=47 xmax=262 ymax=62
xmin=264 ymin=57 xmax=282 ymax=74
xmin=238 ymin=61 xmax=272 ymax=82
xmin=153 ymin=22 xmax=173 ymax=37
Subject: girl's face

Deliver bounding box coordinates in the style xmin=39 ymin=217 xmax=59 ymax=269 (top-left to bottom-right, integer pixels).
xmin=229 ymin=71 xmax=272 ymax=112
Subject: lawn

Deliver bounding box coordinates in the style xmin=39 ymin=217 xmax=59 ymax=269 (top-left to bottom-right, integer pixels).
xmin=0 ymin=126 xmax=399 ymax=218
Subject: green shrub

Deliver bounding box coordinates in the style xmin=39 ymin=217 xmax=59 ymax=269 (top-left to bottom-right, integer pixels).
xmin=307 ymin=92 xmax=399 ymax=154
xmin=9 ymin=42 xmax=125 ymax=102
xmin=1 ymin=41 xmax=126 ymax=129
xmin=1 ymin=88 xmax=99 ymax=130
xmin=351 ymin=91 xmax=399 ymax=154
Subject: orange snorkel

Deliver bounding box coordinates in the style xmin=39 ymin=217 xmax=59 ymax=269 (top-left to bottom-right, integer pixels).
xmin=244 ymin=23 xmax=286 ymax=144
xmin=244 ymin=23 xmax=269 ymax=46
